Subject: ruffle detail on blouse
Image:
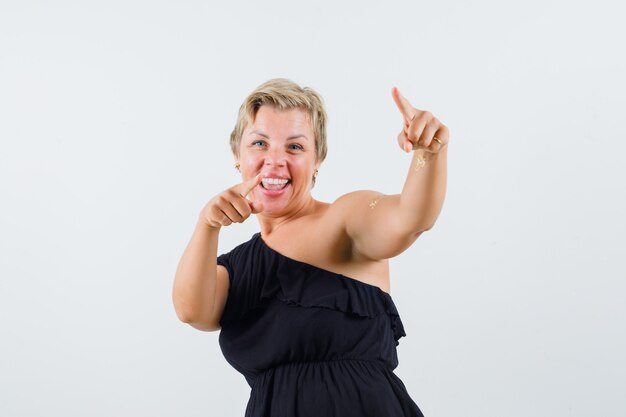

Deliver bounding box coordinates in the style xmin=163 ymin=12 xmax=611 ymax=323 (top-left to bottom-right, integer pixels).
xmin=219 ymin=233 xmax=407 ymax=345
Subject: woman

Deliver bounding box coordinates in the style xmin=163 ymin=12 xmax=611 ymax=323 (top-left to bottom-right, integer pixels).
xmin=172 ymin=78 xmax=449 ymax=417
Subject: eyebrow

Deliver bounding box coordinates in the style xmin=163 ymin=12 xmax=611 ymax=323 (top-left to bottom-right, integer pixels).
xmin=249 ymin=130 xmax=308 ymax=140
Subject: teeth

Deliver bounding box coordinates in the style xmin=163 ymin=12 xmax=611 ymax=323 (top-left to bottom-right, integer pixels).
xmin=262 ymin=178 xmax=289 ymax=185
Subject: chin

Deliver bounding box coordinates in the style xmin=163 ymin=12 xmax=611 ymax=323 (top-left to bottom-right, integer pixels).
xmin=252 ymin=189 xmax=293 ymax=214
xmin=258 ymin=202 xmax=288 ymax=217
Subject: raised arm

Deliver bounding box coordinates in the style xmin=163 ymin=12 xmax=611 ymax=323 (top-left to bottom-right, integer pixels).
xmin=338 ymin=87 xmax=449 ymax=261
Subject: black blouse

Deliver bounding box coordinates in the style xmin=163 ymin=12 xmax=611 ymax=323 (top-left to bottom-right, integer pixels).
xmin=217 ymin=233 xmax=424 ymax=417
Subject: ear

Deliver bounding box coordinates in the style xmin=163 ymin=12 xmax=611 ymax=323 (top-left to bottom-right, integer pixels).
xmin=232 ymin=152 xmax=241 ymax=173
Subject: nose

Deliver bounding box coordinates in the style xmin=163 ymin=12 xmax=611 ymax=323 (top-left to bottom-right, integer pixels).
xmin=264 ymin=148 xmax=286 ymax=167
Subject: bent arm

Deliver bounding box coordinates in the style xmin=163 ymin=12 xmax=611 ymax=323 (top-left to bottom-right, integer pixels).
xmin=172 ymin=216 xmax=229 ymax=332
xmin=341 ymin=146 xmax=448 ymax=260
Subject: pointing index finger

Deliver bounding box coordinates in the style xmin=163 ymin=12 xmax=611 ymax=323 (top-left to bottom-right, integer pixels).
xmin=238 ymin=173 xmax=263 ymax=198
xmin=391 ymin=86 xmax=415 ymax=123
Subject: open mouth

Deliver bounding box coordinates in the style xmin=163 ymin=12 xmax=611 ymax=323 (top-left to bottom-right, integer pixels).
xmin=261 ymin=178 xmax=291 ymax=191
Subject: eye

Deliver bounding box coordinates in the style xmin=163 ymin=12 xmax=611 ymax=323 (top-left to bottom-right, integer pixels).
xmin=251 ymin=140 xmax=267 ymax=147
xmin=288 ymin=143 xmax=304 ymax=151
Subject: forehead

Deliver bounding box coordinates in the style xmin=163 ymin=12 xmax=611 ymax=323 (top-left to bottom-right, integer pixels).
xmin=246 ymin=106 xmax=312 ymax=134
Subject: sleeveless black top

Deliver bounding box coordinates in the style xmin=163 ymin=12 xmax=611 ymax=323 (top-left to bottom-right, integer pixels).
xmin=217 ymin=233 xmax=424 ymax=417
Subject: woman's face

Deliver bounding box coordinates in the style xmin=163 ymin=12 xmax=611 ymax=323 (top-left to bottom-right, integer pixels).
xmin=238 ymin=105 xmax=319 ymax=217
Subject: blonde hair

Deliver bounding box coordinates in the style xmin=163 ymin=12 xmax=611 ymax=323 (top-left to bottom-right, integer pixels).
xmin=229 ymin=78 xmax=328 ymax=163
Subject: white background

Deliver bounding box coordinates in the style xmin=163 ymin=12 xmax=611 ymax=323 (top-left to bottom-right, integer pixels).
xmin=1 ymin=1 xmax=625 ymax=416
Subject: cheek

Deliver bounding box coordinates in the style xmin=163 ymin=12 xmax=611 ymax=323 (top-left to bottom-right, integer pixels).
xmin=290 ymin=160 xmax=311 ymax=173
xmin=240 ymin=154 xmax=264 ymax=168
xmin=289 ymin=154 xmax=315 ymax=168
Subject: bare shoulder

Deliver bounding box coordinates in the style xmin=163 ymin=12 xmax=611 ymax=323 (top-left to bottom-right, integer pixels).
xmin=327 ymin=189 xmax=421 ymax=261
xmin=266 ymin=197 xmax=391 ymax=294
xmin=327 ymin=190 xmax=389 ymax=235
xmin=328 ymin=190 xmax=386 ymax=214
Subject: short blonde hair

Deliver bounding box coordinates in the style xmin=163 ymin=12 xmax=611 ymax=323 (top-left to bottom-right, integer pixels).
xmin=229 ymin=78 xmax=328 ymax=163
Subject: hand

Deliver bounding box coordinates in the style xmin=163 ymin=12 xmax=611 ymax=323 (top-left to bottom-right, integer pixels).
xmin=200 ymin=174 xmax=264 ymax=229
xmin=392 ymin=87 xmax=450 ymax=154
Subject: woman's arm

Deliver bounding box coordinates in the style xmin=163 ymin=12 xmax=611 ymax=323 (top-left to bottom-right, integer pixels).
xmin=397 ymin=145 xmax=448 ymax=232
xmin=335 ymin=88 xmax=449 ymax=260
xmin=172 ymin=218 xmax=226 ymax=331
xmin=172 ymin=175 xmax=263 ymax=331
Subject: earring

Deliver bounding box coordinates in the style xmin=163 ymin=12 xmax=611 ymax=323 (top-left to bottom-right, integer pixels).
xmin=313 ymin=169 xmax=318 ymax=179
xmin=234 ymin=163 xmax=240 ymax=172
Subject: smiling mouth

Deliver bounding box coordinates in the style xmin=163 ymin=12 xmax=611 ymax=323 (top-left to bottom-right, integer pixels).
xmin=261 ymin=178 xmax=290 ymax=191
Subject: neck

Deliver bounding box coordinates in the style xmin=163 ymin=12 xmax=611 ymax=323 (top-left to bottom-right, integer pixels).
xmin=256 ymin=197 xmax=318 ymax=237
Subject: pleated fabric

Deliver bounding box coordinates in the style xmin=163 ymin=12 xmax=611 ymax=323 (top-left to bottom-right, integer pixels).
xmin=217 ymin=233 xmax=424 ymax=417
